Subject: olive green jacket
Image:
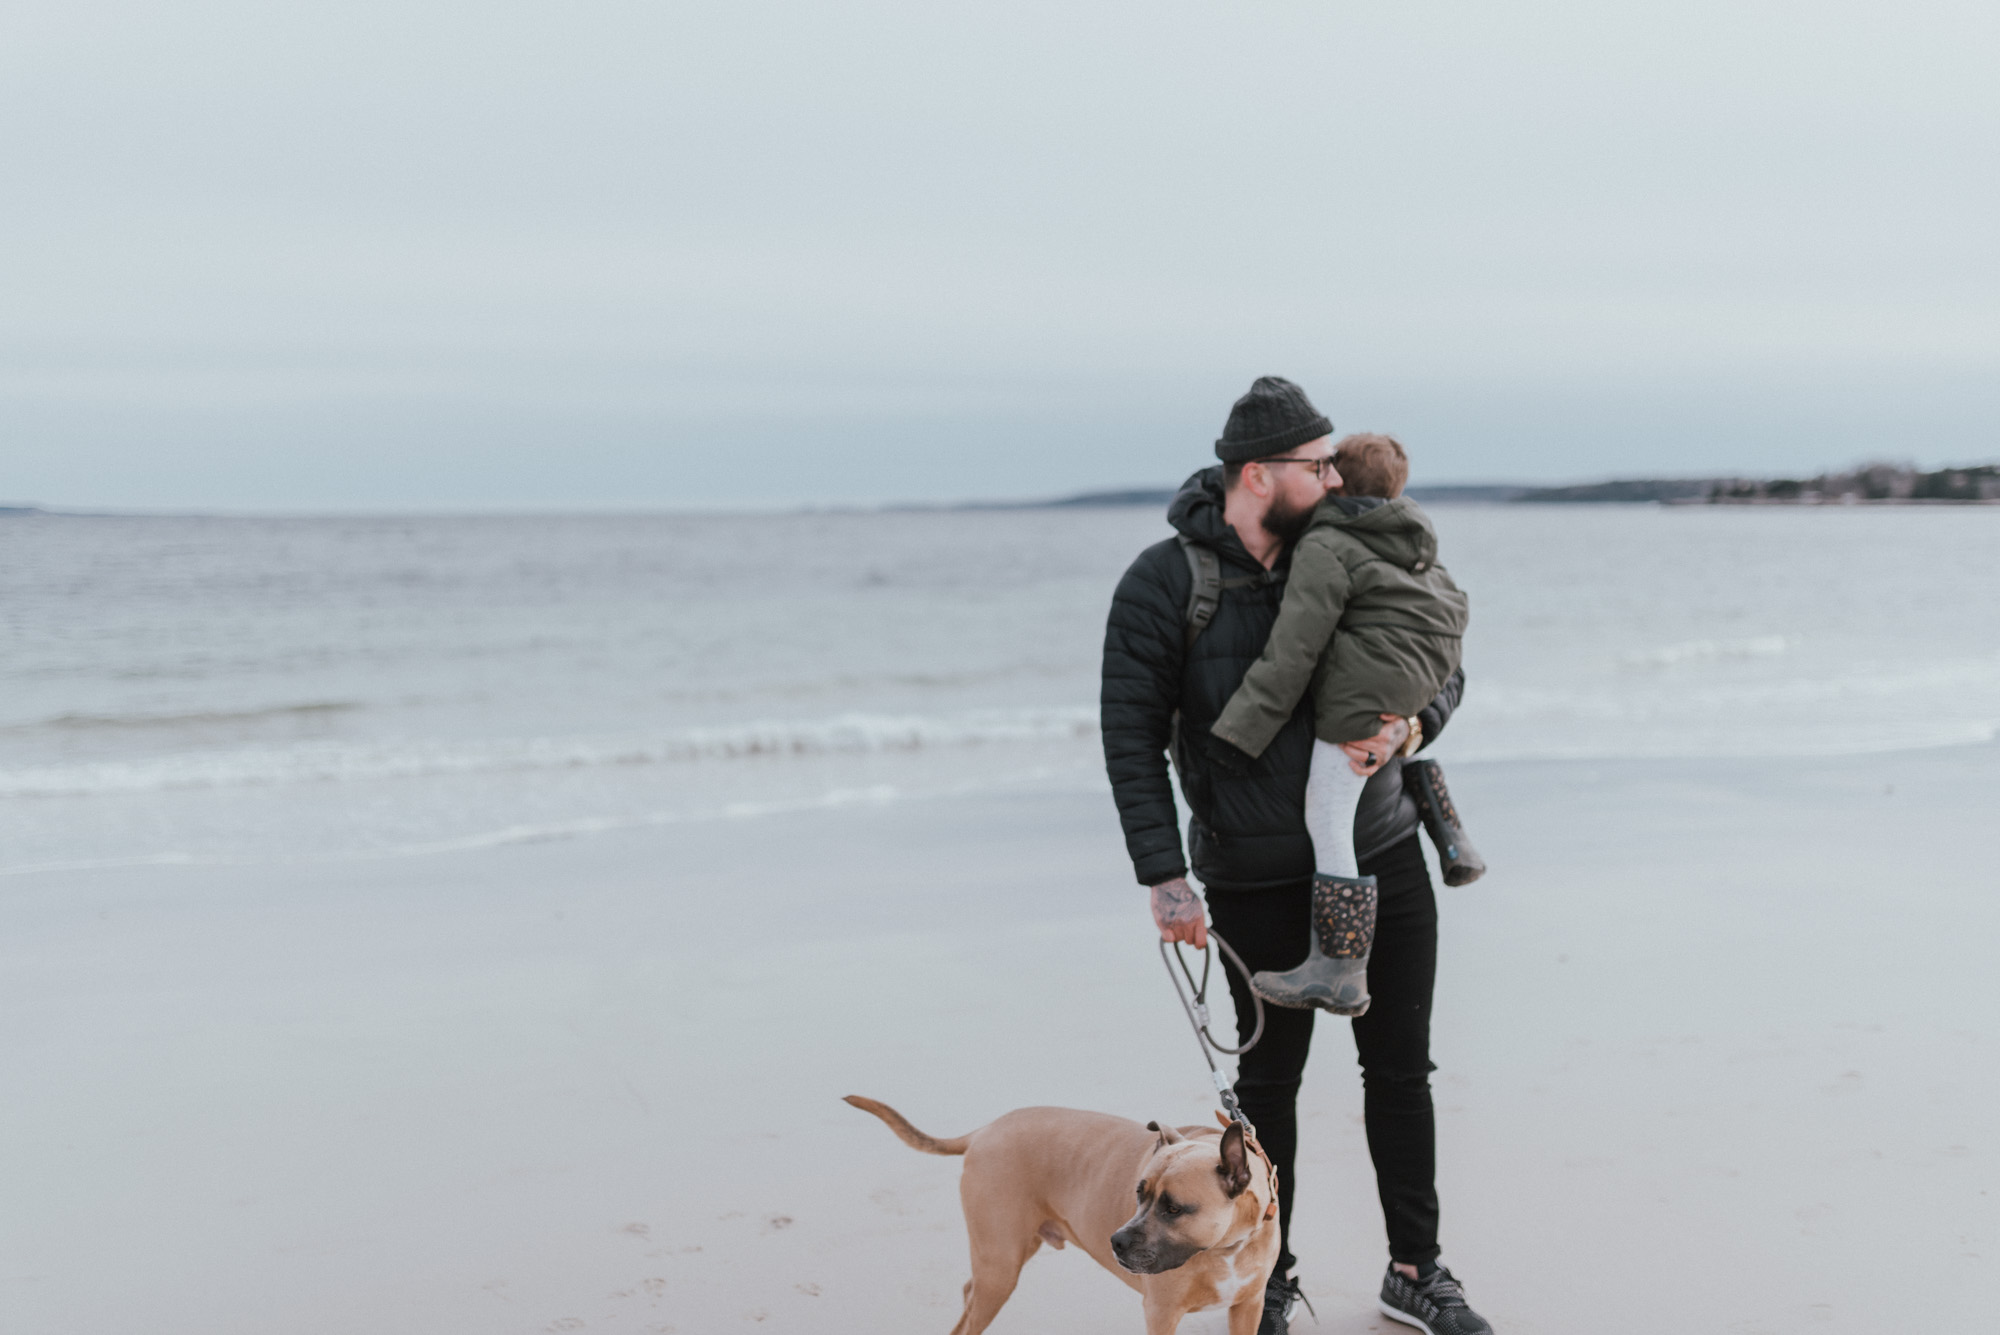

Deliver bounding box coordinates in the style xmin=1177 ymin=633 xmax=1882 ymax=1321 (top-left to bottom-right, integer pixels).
xmin=1211 ymin=495 xmax=1468 ymax=756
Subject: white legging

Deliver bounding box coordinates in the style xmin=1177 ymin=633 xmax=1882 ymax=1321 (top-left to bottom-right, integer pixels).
xmin=1303 ymin=739 xmax=1370 ymax=878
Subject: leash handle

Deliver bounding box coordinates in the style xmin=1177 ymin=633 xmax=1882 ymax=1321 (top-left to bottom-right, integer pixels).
xmin=1159 ymin=930 xmax=1263 ymax=1134
xmin=1160 ymin=930 xmax=1264 ymax=1056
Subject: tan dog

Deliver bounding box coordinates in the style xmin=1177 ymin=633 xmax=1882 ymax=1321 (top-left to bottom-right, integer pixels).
xmin=845 ymin=1095 xmax=1281 ymax=1334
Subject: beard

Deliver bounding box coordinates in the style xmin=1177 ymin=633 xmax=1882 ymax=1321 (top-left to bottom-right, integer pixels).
xmin=1260 ymin=491 xmax=1317 ymax=544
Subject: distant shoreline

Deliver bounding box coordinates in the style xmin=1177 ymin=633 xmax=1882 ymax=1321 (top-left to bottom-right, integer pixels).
xmin=1669 ymin=495 xmax=2000 ymax=507
xmin=8 ymin=459 xmax=1998 ymax=518
xmin=951 ymin=460 xmax=2000 ymax=509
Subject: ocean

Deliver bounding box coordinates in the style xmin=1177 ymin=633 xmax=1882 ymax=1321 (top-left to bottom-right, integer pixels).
xmin=3 ymin=504 xmax=1997 ymax=875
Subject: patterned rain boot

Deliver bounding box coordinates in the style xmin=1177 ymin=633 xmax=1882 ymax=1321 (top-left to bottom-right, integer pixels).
xmin=1250 ymin=873 xmax=1377 ymax=1015
xmin=1404 ymin=758 xmax=1487 ymax=886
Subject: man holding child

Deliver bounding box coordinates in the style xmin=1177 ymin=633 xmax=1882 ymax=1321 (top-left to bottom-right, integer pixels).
xmin=1099 ymin=376 xmax=1494 ymax=1335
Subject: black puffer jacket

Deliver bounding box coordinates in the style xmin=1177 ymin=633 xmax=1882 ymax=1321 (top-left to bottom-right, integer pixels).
xmin=1100 ymin=467 xmax=1464 ymax=892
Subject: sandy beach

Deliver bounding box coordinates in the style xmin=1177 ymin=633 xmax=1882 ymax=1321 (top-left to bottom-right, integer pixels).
xmin=12 ymin=2 xmax=2000 ymax=1328
xmin=6 ymin=739 xmax=1995 ymax=1334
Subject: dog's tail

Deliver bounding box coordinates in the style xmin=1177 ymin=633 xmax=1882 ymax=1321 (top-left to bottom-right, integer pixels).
xmin=843 ymin=1095 xmax=970 ymax=1156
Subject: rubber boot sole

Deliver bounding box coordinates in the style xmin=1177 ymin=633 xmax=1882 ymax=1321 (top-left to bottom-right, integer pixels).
xmin=1250 ymin=957 xmax=1371 ymax=1016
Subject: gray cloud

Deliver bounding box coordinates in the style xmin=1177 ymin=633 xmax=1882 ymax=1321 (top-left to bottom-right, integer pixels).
xmin=3 ymin=1 xmax=1996 ymax=508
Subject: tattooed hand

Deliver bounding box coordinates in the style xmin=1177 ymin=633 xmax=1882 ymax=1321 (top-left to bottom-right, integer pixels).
xmin=1149 ymin=877 xmax=1208 ymax=948
xmin=1339 ymin=713 xmax=1411 ymax=775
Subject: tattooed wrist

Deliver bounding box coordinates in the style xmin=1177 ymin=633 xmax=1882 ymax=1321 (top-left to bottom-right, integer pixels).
xmin=1151 ymin=878 xmax=1200 ymax=921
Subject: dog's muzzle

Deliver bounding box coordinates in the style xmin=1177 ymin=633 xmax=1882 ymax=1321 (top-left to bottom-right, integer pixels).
xmin=1110 ymin=1224 xmax=1199 ymax=1274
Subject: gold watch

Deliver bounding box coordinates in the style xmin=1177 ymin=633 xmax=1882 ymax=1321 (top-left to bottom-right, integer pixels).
xmin=1398 ymin=715 xmax=1424 ymax=757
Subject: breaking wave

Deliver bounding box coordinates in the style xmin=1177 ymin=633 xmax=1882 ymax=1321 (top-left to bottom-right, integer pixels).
xmin=0 ymin=707 xmax=1101 ymax=798
xmin=6 ymin=701 xmax=363 ymax=732
xmin=1619 ymin=636 xmax=1791 ymax=670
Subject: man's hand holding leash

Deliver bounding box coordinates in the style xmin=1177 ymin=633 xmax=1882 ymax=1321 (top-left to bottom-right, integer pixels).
xmin=1150 ymin=876 xmax=1208 ymax=948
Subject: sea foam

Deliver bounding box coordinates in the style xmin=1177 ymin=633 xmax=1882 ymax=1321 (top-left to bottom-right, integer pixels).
xmin=0 ymin=707 xmax=1101 ymax=797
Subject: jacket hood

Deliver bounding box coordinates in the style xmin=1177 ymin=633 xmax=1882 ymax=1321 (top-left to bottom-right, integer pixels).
xmin=1167 ymin=467 xmax=1263 ymax=570
xmin=1311 ymin=495 xmax=1439 ymax=571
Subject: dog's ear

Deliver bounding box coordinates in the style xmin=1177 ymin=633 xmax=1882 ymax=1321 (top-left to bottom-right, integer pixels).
xmin=1216 ymin=1121 xmax=1252 ymax=1198
xmin=1146 ymin=1120 xmax=1185 ymax=1146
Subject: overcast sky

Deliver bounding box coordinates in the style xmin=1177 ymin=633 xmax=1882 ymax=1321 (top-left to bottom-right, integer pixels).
xmin=3 ymin=1 xmax=1996 ymax=509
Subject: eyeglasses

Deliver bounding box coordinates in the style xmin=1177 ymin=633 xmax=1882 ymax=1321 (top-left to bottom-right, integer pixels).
xmin=1257 ymin=455 xmax=1340 ymax=480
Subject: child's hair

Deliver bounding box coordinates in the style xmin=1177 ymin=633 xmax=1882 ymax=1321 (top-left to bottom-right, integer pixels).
xmin=1332 ymin=433 xmax=1409 ymax=499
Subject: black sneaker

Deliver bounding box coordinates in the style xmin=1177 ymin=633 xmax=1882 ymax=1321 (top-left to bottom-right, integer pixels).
xmin=1378 ymin=1263 xmax=1494 ymax=1335
xmin=1258 ymin=1272 xmax=1312 ymax=1335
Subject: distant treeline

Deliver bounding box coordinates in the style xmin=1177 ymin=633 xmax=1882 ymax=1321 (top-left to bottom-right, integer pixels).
xmin=1518 ymin=463 xmax=2000 ymax=505
xmin=1697 ymin=463 xmax=2000 ymax=504
xmin=1021 ymin=463 xmax=2000 ymax=510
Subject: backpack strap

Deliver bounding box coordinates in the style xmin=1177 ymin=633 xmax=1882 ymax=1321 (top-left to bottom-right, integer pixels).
xmin=1179 ymin=535 xmax=1222 ymax=650
xmin=1179 ymin=535 xmax=1286 ymax=651
xmin=1172 ymin=536 xmax=1286 ymax=775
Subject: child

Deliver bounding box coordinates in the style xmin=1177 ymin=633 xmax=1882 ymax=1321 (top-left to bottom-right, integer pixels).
xmin=1207 ymin=433 xmax=1468 ymax=1015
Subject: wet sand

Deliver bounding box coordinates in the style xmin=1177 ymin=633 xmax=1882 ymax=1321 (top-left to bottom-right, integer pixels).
xmin=4 ymin=743 xmax=1996 ymax=1333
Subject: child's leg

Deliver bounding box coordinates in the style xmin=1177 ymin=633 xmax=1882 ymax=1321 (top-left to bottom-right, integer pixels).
xmin=1303 ymin=739 xmax=1370 ymax=876
xmin=1252 ymin=738 xmax=1378 ymax=1015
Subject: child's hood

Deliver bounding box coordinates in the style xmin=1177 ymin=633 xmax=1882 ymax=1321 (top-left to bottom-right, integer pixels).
xmin=1309 ymin=495 xmax=1440 ymax=572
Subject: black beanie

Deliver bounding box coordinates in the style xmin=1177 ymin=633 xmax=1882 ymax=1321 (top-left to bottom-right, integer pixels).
xmin=1214 ymin=376 xmax=1333 ymax=463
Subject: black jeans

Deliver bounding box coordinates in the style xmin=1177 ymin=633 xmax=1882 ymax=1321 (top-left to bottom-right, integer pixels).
xmin=1205 ymin=833 xmax=1440 ymax=1272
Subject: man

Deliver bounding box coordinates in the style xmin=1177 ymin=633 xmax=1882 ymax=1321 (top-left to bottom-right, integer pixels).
xmin=1099 ymin=376 xmax=1493 ymax=1335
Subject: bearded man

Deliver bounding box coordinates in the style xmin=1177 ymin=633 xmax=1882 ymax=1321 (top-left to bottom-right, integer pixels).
xmin=1099 ymin=376 xmax=1493 ymax=1335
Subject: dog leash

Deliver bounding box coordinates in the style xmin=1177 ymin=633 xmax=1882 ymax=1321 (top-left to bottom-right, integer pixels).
xmin=1160 ymin=934 xmax=1297 ymax=1315
xmin=1158 ymin=930 xmax=1264 ymax=1132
